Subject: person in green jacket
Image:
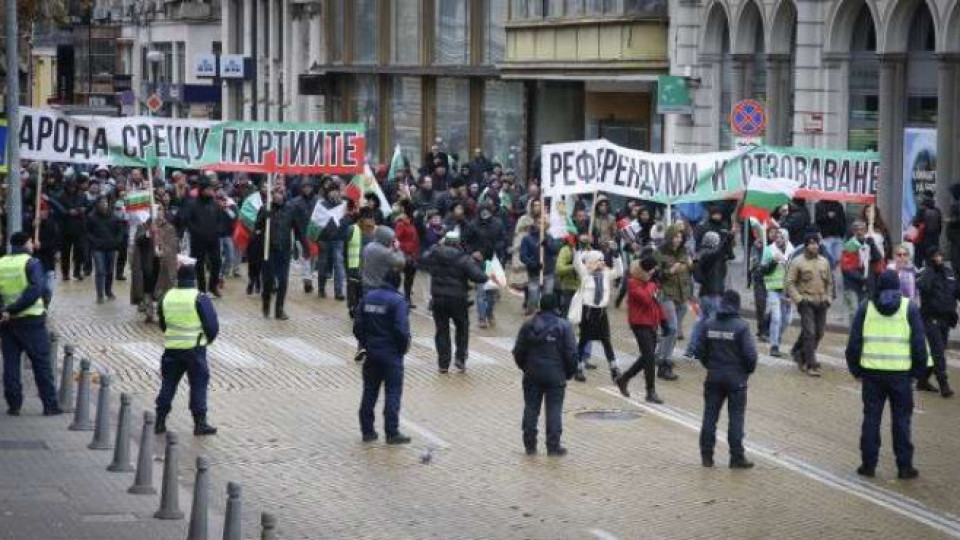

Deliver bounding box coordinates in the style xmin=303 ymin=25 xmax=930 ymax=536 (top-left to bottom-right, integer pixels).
xmin=654 ymin=224 xmax=692 ymax=380
xmin=556 ymin=235 xmax=591 ymax=315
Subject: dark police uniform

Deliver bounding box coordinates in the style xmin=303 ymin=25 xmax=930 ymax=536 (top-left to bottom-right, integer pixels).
xmin=691 ymin=291 xmax=757 ymax=468
xmin=0 ymin=238 xmax=61 ymax=415
xmin=354 ymin=279 xmax=411 ymax=444
xmin=512 ymin=299 xmax=578 ymax=456
xmin=846 ymin=270 xmax=927 ymax=479
xmin=155 ymin=265 xmax=219 ymax=436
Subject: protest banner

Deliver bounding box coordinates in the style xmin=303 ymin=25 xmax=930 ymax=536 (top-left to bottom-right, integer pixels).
xmin=540 ymin=139 xmax=879 ymax=205
xmin=16 ymin=107 xmax=366 ymax=175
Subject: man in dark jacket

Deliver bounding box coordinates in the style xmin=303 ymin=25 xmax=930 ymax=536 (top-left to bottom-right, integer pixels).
xmin=912 ymin=190 xmax=943 ymax=269
xmin=520 ymin=225 xmax=560 ymax=315
xmin=684 ymin=230 xmax=735 ymax=359
xmin=317 ymin=185 xmax=349 ymax=300
xmin=418 ymin=230 xmax=489 ymax=372
xmin=815 ymin=200 xmax=847 ymax=269
xmin=463 ymin=202 xmax=506 ymax=328
xmin=916 ymin=247 xmax=955 ymax=398
xmin=354 ymin=271 xmax=411 ymax=445
xmin=513 ymin=294 xmax=577 ymax=456
xmin=255 ymin=186 xmax=300 ymax=320
xmin=56 ymin=180 xmax=88 ymax=281
xmin=846 ymin=270 xmax=927 ymax=479
xmin=290 ymin=179 xmax=318 ymax=293
xmin=178 ymin=178 xmax=224 ymax=297
xmin=692 ymin=290 xmax=757 ymax=469
xmin=86 ymin=197 xmax=124 ymax=304
xmin=33 ymin=202 xmax=59 ymax=308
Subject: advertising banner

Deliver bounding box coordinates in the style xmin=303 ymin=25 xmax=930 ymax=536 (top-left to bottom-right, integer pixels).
xmin=901 ymin=127 xmax=937 ymax=234
xmin=16 ymin=107 xmax=366 ymax=175
xmin=540 ymin=139 xmax=879 ymax=205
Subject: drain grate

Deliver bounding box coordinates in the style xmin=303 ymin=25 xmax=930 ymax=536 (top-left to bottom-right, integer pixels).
xmin=575 ymin=410 xmax=642 ymax=422
xmin=0 ymin=440 xmax=49 ymax=450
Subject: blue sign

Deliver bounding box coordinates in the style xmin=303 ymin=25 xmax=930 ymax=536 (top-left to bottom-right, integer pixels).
xmin=0 ymin=119 xmax=7 ymax=173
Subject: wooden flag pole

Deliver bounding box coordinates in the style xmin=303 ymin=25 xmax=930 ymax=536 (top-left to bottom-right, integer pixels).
xmin=33 ymin=161 xmax=43 ymax=244
xmin=264 ymin=172 xmax=273 ymax=263
xmin=538 ymin=194 xmax=546 ymax=288
xmin=587 ymin=187 xmax=600 ymax=247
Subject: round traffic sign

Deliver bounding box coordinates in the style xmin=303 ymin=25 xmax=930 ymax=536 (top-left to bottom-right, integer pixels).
xmin=146 ymin=93 xmax=164 ymax=113
xmin=730 ymin=99 xmax=767 ymax=137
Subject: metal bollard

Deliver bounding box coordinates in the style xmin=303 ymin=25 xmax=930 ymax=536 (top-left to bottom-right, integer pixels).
xmin=128 ymin=411 xmax=157 ymax=494
xmin=261 ymin=512 xmax=277 ymax=540
xmin=222 ymin=482 xmax=242 ymax=540
xmin=88 ymin=373 xmax=113 ymax=450
xmin=154 ymin=432 xmax=184 ymax=520
xmin=107 ymin=393 xmax=134 ymax=472
xmin=49 ymin=332 xmax=59 ymax=392
xmin=186 ymin=456 xmax=210 ymax=540
xmin=58 ymin=346 xmax=75 ymax=413
xmin=68 ymin=359 xmax=93 ymax=431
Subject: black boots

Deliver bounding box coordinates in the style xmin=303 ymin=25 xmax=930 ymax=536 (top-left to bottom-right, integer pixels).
xmin=937 ymin=374 xmax=954 ymax=398
xmin=262 ymin=296 xmax=271 ymax=318
xmin=730 ymin=456 xmax=754 ymax=469
xmin=155 ymin=411 xmax=168 ymax=434
xmin=657 ymin=364 xmax=678 ymax=381
xmin=193 ymin=414 xmax=218 ymax=436
xmin=275 ymin=300 xmax=289 ymax=321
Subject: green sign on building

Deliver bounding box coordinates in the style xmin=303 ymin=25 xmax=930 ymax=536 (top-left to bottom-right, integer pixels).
xmin=657 ymin=75 xmax=692 ymax=115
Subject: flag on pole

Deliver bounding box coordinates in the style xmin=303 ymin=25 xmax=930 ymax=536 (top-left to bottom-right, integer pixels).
xmin=739 ymin=176 xmax=798 ymax=222
xmin=124 ymin=189 xmax=152 ymax=225
xmin=233 ymin=192 xmax=263 ymax=253
xmin=547 ymin=197 xmax=577 ymax=240
xmin=387 ymin=145 xmax=404 ymax=181
xmin=344 ymin=163 xmax=391 ymax=217
xmin=307 ymin=201 xmax=346 ymax=241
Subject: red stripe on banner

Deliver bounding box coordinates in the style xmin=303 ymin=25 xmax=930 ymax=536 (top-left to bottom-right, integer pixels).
xmin=795 ymin=189 xmax=876 ymax=203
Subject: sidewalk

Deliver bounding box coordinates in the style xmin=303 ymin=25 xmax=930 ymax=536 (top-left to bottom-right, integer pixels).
xmin=0 ymin=373 xmax=221 ymax=540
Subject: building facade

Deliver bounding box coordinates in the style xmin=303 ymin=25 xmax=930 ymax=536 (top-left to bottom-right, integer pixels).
xmin=668 ymin=0 xmax=960 ymax=232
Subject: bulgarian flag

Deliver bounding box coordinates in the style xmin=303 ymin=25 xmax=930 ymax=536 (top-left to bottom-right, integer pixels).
xmin=232 ymin=192 xmax=263 ymax=253
xmin=344 ymin=163 xmax=391 ymax=218
xmin=124 ymin=189 xmax=152 ymax=225
xmin=740 ymin=176 xmax=798 ymax=222
xmin=387 ymin=145 xmax=405 ymax=180
xmin=307 ymin=201 xmax=346 ymax=241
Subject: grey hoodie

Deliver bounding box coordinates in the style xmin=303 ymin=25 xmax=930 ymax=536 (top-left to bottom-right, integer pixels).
xmin=361 ymin=226 xmax=406 ymax=290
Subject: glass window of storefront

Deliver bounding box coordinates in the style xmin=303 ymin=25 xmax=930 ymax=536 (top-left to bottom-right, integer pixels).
xmin=436 ymin=0 xmax=470 ymax=65
xmin=392 ymin=0 xmax=421 ymax=65
xmin=351 ymin=75 xmax=380 ymax=162
xmin=436 ymin=78 xmax=471 ymax=165
xmin=848 ymin=5 xmax=878 ymax=151
xmin=354 ymin=0 xmax=378 ymax=64
xmin=486 ymin=0 xmax=508 ymax=64
xmin=905 ymin=5 xmax=937 ymax=127
xmin=483 ymin=80 xmax=525 ymax=172
xmin=391 ymin=77 xmax=422 ymax=169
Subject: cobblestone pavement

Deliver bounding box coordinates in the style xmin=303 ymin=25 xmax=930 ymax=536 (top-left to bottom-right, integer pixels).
xmin=43 ymin=272 xmax=960 ymax=539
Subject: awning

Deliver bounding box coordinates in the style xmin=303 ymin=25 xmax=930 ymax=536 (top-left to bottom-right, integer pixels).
xmin=499 ymin=73 xmax=662 ymax=82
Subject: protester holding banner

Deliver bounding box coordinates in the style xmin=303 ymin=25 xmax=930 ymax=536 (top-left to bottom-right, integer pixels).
xmin=255 ymin=185 xmax=300 ymax=320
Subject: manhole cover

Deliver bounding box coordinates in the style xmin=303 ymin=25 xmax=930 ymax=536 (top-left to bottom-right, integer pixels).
xmin=0 ymin=440 xmax=48 ymax=450
xmin=575 ymin=410 xmax=642 ymax=422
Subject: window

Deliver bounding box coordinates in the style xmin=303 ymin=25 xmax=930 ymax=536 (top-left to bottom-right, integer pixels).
xmin=718 ymin=25 xmax=733 ymax=150
xmin=436 ymin=0 xmax=470 ymax=65
xmin=351 ymin=76 xmax=380 ymax=162
xmin=354 ymin=0 xmax=378 ymax=64
xmin=391 ymin=77 xmax=422 ymax=169
xmin=392 ymin=0 xmax=421 ymax=64
xmin=565 ymin=0 xmax=583 ymax=15
xmin=486 ymin=0 xmax=508 ymax=63
xmin=435 ymin=78 xmax=471 ymax=164
xmin=329 ymin=0 xmax=344 ymax=63
xmin=483 ymin=81 xmax=524 ymax=172
xmin=848 ymin=4 xmax=878 ymax=151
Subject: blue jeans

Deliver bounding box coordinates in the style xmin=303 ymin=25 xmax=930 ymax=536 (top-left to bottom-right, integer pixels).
xmin=477 ymin=287 xmax=496 ymax=321
xmin=92 ymin=250 xmax=116 ymax=299
xmin=318 ymin=240 xmax=345 ymax=296
xmin=359 ymin=360 xmax=404 ymax=438
xmin=42 ymin=270 xmax=55 ymax=307
xmin=526 ymin=273 xmax=555 ymax=312
xmin=822 ymin=237 xmax=843 ymax=268
xmin=156 ymin=348 xmax=210 ymax=416
xmin=766 ymin=290 xmax=792 ymax=348
xmin=700 ymin=379 xmax=748 ymax=460
xmin=685 ymin=294 xmax=721 ymax=357
xmin=861 ymin=374 xmax=914 ymax=470
xmin=657 ymin=298 xmax=688 ymax=365
xmin=219 ymin=237 xmax=238 ymax=277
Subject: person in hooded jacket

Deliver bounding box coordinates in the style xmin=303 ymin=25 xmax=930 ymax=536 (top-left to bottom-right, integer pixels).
xmin=655 ymin=224 xmax=692 ymax=379
xmin=513 ymin=294 xmax=578 ymax=456
xmin=911 ymin=190 xmax=943 ymax=269
xmin=692 ymin=290 xmax=757 ymax=469
xmin=520 ymin=224 xmax=560 ymax=315
xmin=177 ymin=178 xmax=224 ymax=297
xmin=616 ymin=258 xmax=665 ymax=403
xmin=56 ymin=180 xmax=88 ymax=281
xmin=846 ymin=270 xmax=927 ymax=479
xmin=916 ymin=246 xmax=956 ymax=398
xmin=463 ymin=201 xmax=506 ymax=328
xmin=258 ymin=185 xmax=302 ymax=320
xmin=290 ymin=179 xmax=319 ymax=294
xmin=418 ymin=231 xmax=489 ymax=373
xmin=684 ymin=229 xmax=735 ymax=359
xmin=86 ymin=197 xmax=124 ymax=304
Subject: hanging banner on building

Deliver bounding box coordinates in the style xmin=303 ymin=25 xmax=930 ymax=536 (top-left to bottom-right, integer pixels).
xmin=16 ymin=107 xmax=366 ymax=175
xmin=540 ymin=139 xmax=879 ymax=205
xmin=901 ymin=127 xmax=937 ymax=234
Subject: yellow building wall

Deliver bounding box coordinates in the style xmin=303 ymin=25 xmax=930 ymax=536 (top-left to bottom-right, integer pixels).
xmin=504 ymin=21 xmax=668 ymax=68
xmin=31 ymin=55 xmax=57 ymax=107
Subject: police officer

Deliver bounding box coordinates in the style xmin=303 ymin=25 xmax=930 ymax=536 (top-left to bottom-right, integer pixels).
xmin=354 ymin=271 xmax=411 ymax=445
xmin=692 ymin=290 xmax=757 ymax=469
xmin=0 ymin=232 xmax=62 ymax=416
xmin=154 ymin=257 xmax=219 ymax=436
xmin=846 ymin=270 xmax=927 ymax=479
xmin=916 ymin=246 xmax=955 ymax=398
xmin=512 ymin=294 xmax=578 ymax=456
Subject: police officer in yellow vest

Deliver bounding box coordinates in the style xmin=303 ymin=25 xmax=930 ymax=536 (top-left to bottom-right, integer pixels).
xmin=0 ymin=232 xmax=61 ymax=416
xmin=846 ymin=270 xmax=927 ymax=479
xmin=154 ymin=257 xmax=219 ymax=436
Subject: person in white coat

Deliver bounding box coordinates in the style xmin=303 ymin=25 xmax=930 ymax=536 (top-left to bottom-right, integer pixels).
xmin=569 ymin=248 xmax=623 ymax=382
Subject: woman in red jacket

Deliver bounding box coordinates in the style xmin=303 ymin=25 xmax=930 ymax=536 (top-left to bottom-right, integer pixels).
xmin=393 ymin=199 xmax=420 ymax=306
xmin=616 ymin=257 xmax=665 ymax=404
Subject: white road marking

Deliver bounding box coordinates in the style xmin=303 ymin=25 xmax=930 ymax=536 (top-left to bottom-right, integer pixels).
xmin=414 ymin=337 xmax=497 ymax=365
xmin=338 ymin=336 xmax=358 ymax=349
xmin=398 ymin=417 xmax=450 ymax=449
xmin=587 ymin=529 xmax=620 ymax=540
xmin=597 ymin=387 xmax=960 ymax=537
xmin=838 ymin=385 xmax=861 ymax=395
xmin=264 ymin=337 xmax=345 ymax=367
xmin=209 ymin=341 xmax=265 ymax=369
xmin=116 ymin=342 xmax=164 ymax=372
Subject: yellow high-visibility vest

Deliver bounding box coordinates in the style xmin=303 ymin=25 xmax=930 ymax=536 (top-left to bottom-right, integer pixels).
xmin=861 ymin=298 xmax=912 ymax=371
xmin=162 ymin=288 xmax=207 ymax=349
xmin=346 ymin=225 xmax=361 ymax=270
xmin=0 ymin=254 xmax=44 ymax=318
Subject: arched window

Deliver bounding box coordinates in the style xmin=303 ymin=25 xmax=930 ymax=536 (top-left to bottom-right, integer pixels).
xmin=719 ymin=24 xmax=733 ymax=149
xmin=906 ymin=4 xmax=937 ymax=127
xmin=848 ymin=5 xmax=878 ymax=151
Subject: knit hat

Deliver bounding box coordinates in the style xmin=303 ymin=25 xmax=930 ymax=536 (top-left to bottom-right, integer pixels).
xmin=539 ymin=294 xmax=559 ymax=313
xmin=877 ymin=269 xmax=900 ymax=292
xmin=701 ymin=231 xmax=720 ymax=249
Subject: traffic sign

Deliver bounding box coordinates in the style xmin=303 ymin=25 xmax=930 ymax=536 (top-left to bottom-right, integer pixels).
xmin=730 ymin=99 xmax=767 ymax=137
xmin=145 ymin=93 xmax=164 ymax=113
